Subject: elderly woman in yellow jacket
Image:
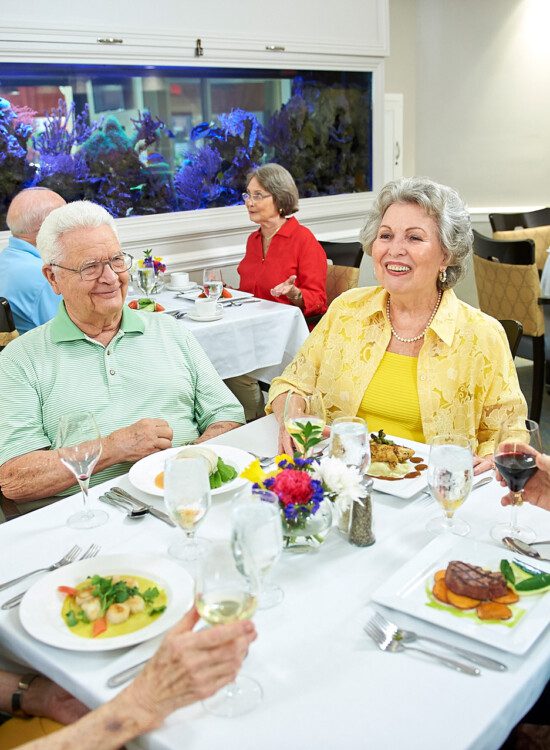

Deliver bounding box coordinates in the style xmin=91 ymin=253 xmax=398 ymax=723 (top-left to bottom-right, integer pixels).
xmin=267 ymin=176 xmax=527 ymax=473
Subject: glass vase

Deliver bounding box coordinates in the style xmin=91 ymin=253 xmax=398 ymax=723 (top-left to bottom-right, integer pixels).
xmin=281 ymin=500 xmax=333 ymax=551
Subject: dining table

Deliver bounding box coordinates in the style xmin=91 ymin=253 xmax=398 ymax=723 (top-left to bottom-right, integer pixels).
xmin=0 ymin=414 xmax=549 ymax=750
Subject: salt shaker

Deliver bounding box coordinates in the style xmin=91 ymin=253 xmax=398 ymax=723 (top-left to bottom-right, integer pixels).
xmin=349 ymin=479 xmax=375 ymax=547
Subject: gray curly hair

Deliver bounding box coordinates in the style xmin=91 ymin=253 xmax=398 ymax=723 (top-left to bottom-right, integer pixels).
xmin=359 ymin=176 xmax=473 ymax=290
xmin=246 ymin=163 xmax=299 ymax=217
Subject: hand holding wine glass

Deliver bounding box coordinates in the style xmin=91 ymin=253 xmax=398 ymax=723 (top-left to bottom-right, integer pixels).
xmin=283 ymin=390 xmax=326 ymax=457
xmin=202 ymin=267 xmax=224 ymax=302
xmin=56 ymin=411 xmax=107 ymax=529
xmin=492 ymin=419 xmax=542 ymax=543
xmin=426 ymin=434 xmax=473 ymax=537
xmin=164 ymin=457 xmax=211 ymax=561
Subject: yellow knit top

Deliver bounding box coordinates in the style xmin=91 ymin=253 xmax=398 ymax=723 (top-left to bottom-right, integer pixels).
xmin=357 ymin=351 xmax=425 ymax=443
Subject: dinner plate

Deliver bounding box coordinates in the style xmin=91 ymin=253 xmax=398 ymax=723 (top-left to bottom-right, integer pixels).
xmin=367 ymin=435 xmax=428 ymax=499
xmin=19 ymin=554 xmax=194 ymax=652
xmin=370 ymin=536 xmax=550 ymax=654
xmin=129 ymin=444 xmax=253 ymax=498
xmin=176 ymin=287 xmax=253 ymax=302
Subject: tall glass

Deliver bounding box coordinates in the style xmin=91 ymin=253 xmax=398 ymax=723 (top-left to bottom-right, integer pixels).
xmin=232 ymin=490 xmax=284 ymax=609
xmin=203 ymin=267 xmax=224 ymax=302
xmin=164 ymin=458 xmax=211 ymax=561
xmin=56 ymin=412 xmax=107 ymax=530
xmin=426 ymin=435 xmax=473 ymax=536
xmin=492 ymin=419 xmax=541 ymax=544
xmin=135 ymin=266 xmax=157 ymax=296
xmin=329 ymin=416 xmax=370 ymax=473
xmin=195 ymin=542 xmax=261 ymax=717
xmin=283 ymin=390 xmax=326 ymax=457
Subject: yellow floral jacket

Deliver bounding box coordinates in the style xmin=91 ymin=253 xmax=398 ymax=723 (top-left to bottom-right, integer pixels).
xmin=267 ymin=287 xmax=527 ymax=457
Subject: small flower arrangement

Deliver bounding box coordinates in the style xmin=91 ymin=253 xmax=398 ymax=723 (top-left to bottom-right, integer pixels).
xmin=138 ymin=248 xmax=166 ymax=275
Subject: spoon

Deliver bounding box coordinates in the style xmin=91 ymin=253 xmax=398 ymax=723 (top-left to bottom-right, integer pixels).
xmin=99 ymin=494 xmax=148 ymax=519
xmin=502 ymin=536 xmax=550 ymax=562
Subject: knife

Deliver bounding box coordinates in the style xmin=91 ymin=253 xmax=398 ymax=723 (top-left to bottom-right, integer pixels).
xmin=107 ymin=659 xmax=148 ymax=688
xmin=110 ymin=487 xmax=176 ymax=527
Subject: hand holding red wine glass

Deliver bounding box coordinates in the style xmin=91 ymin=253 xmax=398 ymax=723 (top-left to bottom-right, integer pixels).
xmin=491 ymin=419 xmax=541 ymax=544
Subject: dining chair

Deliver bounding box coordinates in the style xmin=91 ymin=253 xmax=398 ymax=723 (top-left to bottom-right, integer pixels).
xmin=0 ymin=297 xmax=18 ymax=352
xmin=489 ymin=208 xmax=550 ymax=272
xmin=306 ymin=240 xmax=363 ymax=327
xmin=472 ymin=230 xmax=549 ymax=422
xmin=498 ymin=319 xmax=523 ymax=358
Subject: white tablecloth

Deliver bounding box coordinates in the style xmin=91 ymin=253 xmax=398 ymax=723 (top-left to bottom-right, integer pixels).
xmin=130 ymin=291 xmax=309 ymax=381
xmin=0 ymin=415 xmax=549 ymax=750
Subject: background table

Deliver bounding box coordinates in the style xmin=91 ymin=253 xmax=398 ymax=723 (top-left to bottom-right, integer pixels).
xmin=0 ymin=415 xmax=549 ymax=750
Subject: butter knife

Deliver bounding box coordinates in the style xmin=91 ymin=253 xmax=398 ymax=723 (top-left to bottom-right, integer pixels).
xmin=107 ymin=659 xmax=148 ymax=688
xmin=110 ymin=487 xmax=175 ymax=527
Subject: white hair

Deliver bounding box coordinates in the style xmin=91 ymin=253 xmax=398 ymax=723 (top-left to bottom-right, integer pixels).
xmin=6 ymin=188 xmax=66 ymax=238
xmin=36 ymin=201 xmax=119 ymax=265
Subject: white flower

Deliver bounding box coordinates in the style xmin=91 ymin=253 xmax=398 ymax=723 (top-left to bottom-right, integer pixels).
xmin=312 ymin=456 xmax=367 ymax=512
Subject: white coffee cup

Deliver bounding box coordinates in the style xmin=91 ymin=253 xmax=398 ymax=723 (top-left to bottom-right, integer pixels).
xmin=170 ymin=272 xmax=190 ymax=287
xmin=194 ymin=298 xmax=218 ymax=317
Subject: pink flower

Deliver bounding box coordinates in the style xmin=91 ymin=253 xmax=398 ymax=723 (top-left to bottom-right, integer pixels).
xmin=271 ymin=469 xmax=314 ymax=507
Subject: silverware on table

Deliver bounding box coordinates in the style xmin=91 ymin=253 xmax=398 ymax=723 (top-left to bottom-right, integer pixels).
xmin=502 ymin=536 xmax=550 ymax=562
xmin=107 ymin=658 xmax=149 ymax=688
xmin=110 ymin=487 xmax=176 ymax=527
xmin=370 ymin=612 xmax=507 ymax=671
xmin=100 ymin=493 xmax=148 ymax=519
xmin=416 ymin=475 xmax=492 ymax=505
xmin=1 ymin=544 xmax=101 ymax=610
xmin=0 ymin=545 xmax=81 ymax=593
xmin=512 ymin=557 xmax=549 ymax=575
xmin=364 ymin=616 xmax=480 ymax=676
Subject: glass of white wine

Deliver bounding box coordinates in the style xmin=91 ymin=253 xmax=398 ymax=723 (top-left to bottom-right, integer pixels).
xmin=164 ymin=457 xmax=211 ymax=562
xmin=202 ymin=267 xmax=224 ymax=302
xmin=195 ymin=541 xmax=261 ymax=717
xmin=426 ymin=434 xmax=473 ymax=537
xmin=56 ymin=411 xmax=107 ymax=530
xmin=283 ymin=390 xmax=326 ymax=457
xmin=232 ymin=490 xmax=284 ymax=609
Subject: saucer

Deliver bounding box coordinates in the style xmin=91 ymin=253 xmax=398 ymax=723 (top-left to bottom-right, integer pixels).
xmin=167 ymin=282 xmax=197 ymax=292
xmin=187 ymin=305 xmax=223 ymax=322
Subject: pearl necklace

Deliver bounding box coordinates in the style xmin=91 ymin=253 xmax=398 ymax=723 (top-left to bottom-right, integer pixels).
xmin=387 ymin=290 xmax=442 ymax=343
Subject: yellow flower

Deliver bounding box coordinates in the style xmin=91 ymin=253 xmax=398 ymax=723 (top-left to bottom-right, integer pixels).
xmin=274 ymin=453 xmax=293 ymax=464
xmin=240 ymin=459 xmax=267 ymax=484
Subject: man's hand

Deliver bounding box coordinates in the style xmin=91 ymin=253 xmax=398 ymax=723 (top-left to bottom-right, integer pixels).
xmin=106 ymin=418 xmax=173 ymax=463
xmin=24 ymin=676 xmax=89 ymax=724
xmin=500 ymin=452 xmax=550 ymax=511
xmin=270 ymin=275 xmax=301 ymax=302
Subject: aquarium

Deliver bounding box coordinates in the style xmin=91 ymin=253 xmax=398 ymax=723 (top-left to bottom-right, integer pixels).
xmin=0 ymin=62 xmax=372 ymax=227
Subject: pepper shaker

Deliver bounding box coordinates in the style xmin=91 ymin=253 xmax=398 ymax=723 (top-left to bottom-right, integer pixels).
xmin=349 ymin=479 xmax=375 ymax=547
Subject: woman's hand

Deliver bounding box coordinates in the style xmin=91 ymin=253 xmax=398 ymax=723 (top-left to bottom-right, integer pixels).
xmin=270 ymin=275 xmax=301 ymax=302
xmin=473 ymin=455 xmax=494 ymax=476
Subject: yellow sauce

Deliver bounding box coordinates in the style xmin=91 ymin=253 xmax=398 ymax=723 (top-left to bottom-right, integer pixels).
xmin=61 ymin=574 xmax=167 ymax=639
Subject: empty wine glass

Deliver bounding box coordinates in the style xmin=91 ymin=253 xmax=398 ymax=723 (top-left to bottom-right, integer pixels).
xmin=232 ymin=489 xmax=284 ymax=609
xmin=492 ymin=419 xmax=541 ymax=544
xmin=135 ymin=266 xmax=156 ymax=297
xmin=426 ymin=434 xmax=473 ymax=537
xmin=195 ymin=541 xmax=261 ymax=717
xmin=329 ymin=416 xmax=370 ymax=473
xmin=283 ymin=390 xmax=326 ymax=457
xmin=164 ymin=457 xmax=211 ymax=561
xmin=56 ymin=411 xmax=107 ymax=530
xmin=203 ymin=267 xmax=224 ymax=302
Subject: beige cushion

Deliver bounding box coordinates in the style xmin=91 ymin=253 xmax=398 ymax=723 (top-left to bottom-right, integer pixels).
xmin=493 ymin=225 xmax=550 ymax=271
xmin=0 ymin=330 xmax=18 ymax=348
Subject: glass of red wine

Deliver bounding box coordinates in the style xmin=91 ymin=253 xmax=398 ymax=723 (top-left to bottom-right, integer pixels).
xmin=491 ymin=419 xmax=541 ymax=544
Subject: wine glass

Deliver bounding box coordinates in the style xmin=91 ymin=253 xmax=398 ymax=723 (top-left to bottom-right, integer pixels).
xmin=491 ymin=419 xmax=541 ymax=544
xmin=232 ymin=489 xmax=284 ymax=609
xmin=329 ymin=416 xmax=370 ymax=473
xmin=283 ymin=390 xmax=326 ymax=457
xmin=426 ymin=434 xmax=473 ymax=536
xmin=164 ymin=457 xmax=211 ymax=561
xmin=135 ymin=266 xmax=157 ymax=297
xmin=195 ymin=542 xmax=262 ymax=717
xmin=56 ymin=412 xmax=107 ymax=530
xmin=202 ymin=267 xmax=224 ymax=302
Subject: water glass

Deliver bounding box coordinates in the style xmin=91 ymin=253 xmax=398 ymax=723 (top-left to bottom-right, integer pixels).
xmin=203 ymin=267 xmax=224 ymax=301
xmin=329 ymin=416 xmax=370 ymax=473
xmin=426 ymin=434 xmax=473 ymax=536
xmin=164 ymin=457 xmax=211 ymax=561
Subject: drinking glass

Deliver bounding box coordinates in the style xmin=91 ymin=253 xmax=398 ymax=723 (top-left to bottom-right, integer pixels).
xmin=202 ymin=267 xmax=224 ymax=302
xmin=56 ymin=412 xmax=107 ymax=530
xmin=329 ymin=416 xmax=370 ymax=473
xmin=283 ymin=390 xmax=326 ymax=457
xmin=426 ymin=434 xmax=473 ymax=536
xmin=135 ymin=267 xmax=157 ymax=297
xmin=491 ymin=419 xmax=541 ymax=544
xmin=232 ymin=489 xmax=284 ymax=609
xmin=195 ymin=542 xmax=262 ymax=717
xmin=164 ymin=457 xmax=211 ymax=561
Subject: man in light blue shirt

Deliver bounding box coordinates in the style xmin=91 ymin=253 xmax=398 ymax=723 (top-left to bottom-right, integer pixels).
xmin=0 ymin=188 xmax=65 ymax=334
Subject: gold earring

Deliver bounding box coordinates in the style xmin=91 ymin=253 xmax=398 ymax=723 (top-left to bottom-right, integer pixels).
xmin=439 ymin=268 xmax=447 ymax=284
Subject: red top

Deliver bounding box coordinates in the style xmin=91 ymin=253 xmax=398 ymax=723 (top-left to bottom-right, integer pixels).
xmin=238 ymin=217 xmax=327 ymax=317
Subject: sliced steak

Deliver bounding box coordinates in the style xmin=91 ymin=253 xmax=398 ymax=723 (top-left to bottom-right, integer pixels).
xmin=445 ymin=560 xmax=508 ymax=600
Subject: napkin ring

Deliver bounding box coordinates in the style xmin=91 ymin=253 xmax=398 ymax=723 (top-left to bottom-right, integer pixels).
xmin=11 ymin=673 xmax=39 ymax=719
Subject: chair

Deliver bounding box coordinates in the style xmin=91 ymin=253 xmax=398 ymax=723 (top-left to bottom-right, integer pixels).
xmin=472 ymin=230 xmax=549 ymax=422
xmin=306 ymin=241 xmax=363 ymax=327
xmin=498 ymin=319 xmax=523 ymax=358
xmin=489 ymin=208 xmax=550 ymax=272
xmin=0 ymin=298 xmax=18 ymax=352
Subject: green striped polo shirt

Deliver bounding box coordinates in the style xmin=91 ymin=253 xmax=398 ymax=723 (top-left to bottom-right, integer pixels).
xmin=0 ymin=303 xmax=245 ymax=494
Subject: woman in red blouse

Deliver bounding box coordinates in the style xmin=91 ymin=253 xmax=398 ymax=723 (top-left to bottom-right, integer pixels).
xmin=227 ymin=164 xmax=327 ymax=421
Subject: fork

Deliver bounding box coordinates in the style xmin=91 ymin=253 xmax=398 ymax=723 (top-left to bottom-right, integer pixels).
xmin=370 ymin=612 xmax=507 ymax=671
xmin=0 ymin=545 xmax=81 ymax=592
xmin=1 ymin=544 xmax=101 ymax=610
xmin=415 ymin=475 xmax=493 ymax=506
xmin=363 ymin=617 xmax=480 ymax=676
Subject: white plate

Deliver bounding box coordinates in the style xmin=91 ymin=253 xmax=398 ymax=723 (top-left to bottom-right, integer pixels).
xmin=176 ymin=287 xmax=253 ymax=302
xmin=186 ymin=309 xmax=223 ymax=322
xmin=19 ymin=554 xmax=194 ymax=652
xmin=166 ymin=283 xmax=198 ymax=292
xmin=129 ymin=444 xmax=253 ymax=498
xmin=371 ymin=536 xmax=550 ymax=655
xmin=367 ymin=435 xmax=428 ymax=499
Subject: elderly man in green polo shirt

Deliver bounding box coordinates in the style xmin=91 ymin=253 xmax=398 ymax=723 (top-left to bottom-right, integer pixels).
xmin=0 ymin=201 xmax=245 ymax=502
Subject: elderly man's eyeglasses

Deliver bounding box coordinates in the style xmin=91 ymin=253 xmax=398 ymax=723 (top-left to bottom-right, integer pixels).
xmin=242 ymin=191 xmax=272 ymax=203
xmin=50 ymin=253 xmax=134 ymax=281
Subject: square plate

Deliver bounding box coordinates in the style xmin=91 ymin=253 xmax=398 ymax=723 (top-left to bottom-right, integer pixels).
xmin=371 ymin=535 xmax=550 ymax=654
xmin=176 ymin=287 xmax=253 ymax=303
xmin=367 ymin=436 xmax=428 ymax=499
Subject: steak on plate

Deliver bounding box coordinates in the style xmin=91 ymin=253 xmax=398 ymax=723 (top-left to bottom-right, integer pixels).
xmin=445 ymin=560 xmax=508 ymax=600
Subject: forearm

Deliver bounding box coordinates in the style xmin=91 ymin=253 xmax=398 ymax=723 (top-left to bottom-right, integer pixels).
xmin=270 ymin=393 xmax=287 ymax=424
xmin=0 ymin=670 xmax=21 ymax=713
xmin=195 ymin=421 xmax=242 ymax=443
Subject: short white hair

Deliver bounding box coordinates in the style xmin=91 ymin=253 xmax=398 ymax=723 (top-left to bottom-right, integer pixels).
xmin=36 ymin=201 xmax=119 ymax=265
